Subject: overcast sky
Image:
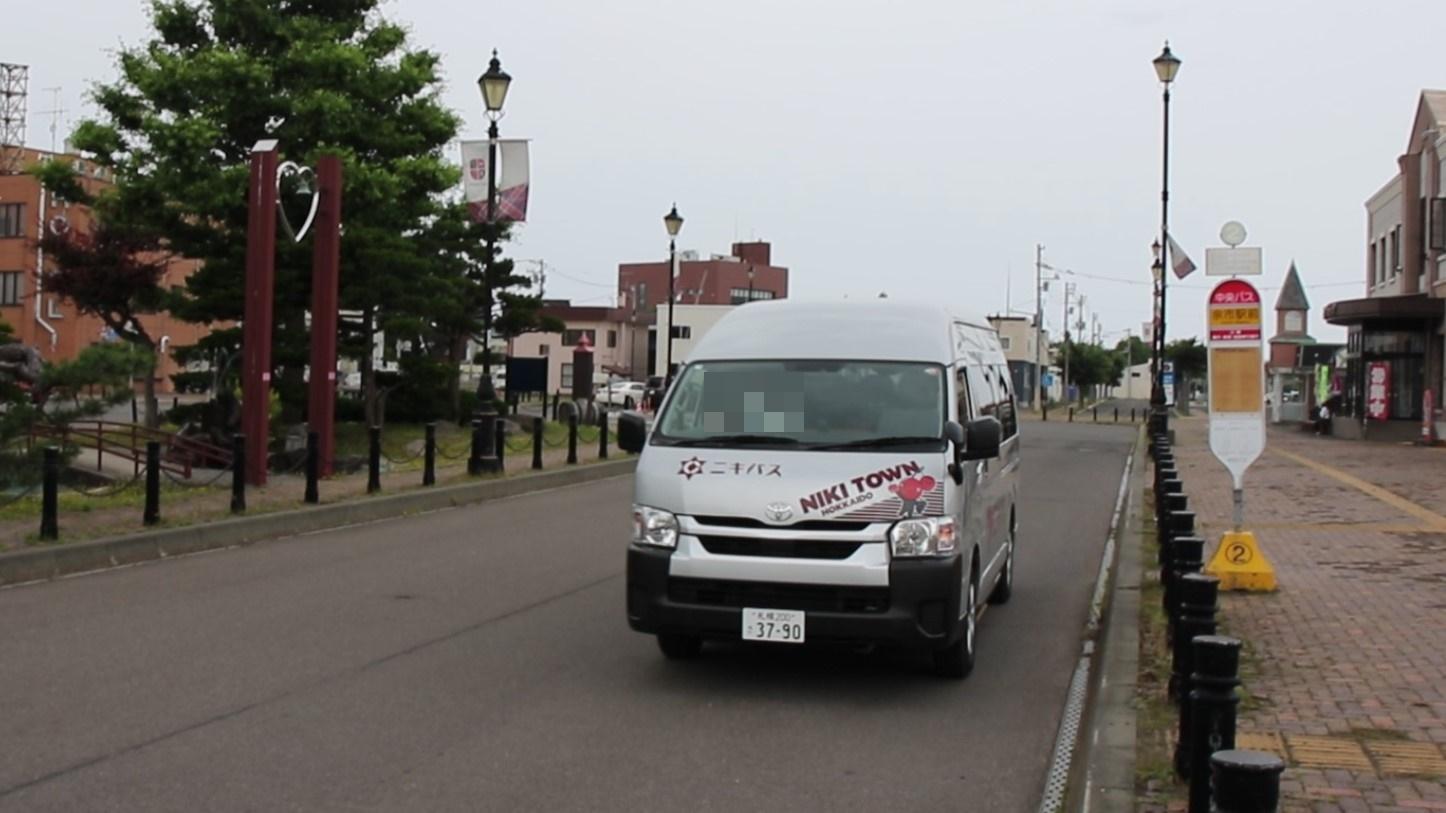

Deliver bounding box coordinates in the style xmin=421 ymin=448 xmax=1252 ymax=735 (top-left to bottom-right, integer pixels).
xmin=11 ymin=0 xmax=1446 ymax=344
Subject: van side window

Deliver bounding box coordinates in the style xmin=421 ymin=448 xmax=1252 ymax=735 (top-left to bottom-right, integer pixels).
xmin=955 ymin=366 xmax=971 ymax=421
xmin=964 ymin=365 xmax=996 ymax=422
xmin=994 ymin=366 xmax=1017 ymax=439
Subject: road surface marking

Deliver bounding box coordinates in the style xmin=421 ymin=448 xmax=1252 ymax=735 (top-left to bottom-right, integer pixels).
xmin=1272 ymin=448 xmax=1446 ymax=531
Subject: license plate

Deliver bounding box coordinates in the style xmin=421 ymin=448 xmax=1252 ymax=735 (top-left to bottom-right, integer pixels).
xmin=742 ymin=608 xmax=805 ymax=644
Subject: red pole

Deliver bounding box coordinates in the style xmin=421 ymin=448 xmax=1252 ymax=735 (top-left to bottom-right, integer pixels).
xmin=242 ymin=141 xmax=279 ymax=486
xmin=308 ymin=155 xmax=343 ymax=477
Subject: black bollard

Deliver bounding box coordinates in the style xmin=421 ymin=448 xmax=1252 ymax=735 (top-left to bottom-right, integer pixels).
xmin=551 ymin=391 xmax=560 ymax=422
xmin=1181 ymin=635 xmax=1242 ymax=811
xmin=1172 ymin=571 xmax=1219 ymax=703
xmin=567 ymin=413 xmax=578 ymax=465
xmin=468 ymin=419 xmax=484 ymax=476
xmin=599 ymin=410 xmax=609 ymax=460
xmin=1210 ymin=750 xmax=1284 ymax=813
xmin=367 ymin=426 xmax=382 ymax=493
xmin=131 ymin=397 xmax=138 ymax=423
xmin=230 ymin=433 xmax=246 ymax=514
xmin=1093 ymin=405 xmax=1098 ymax=422
xmin=143 ymin=440 xmax=161 ymax=526
xmin=1068 ymin=406 xmax=1074 ymax=422
xmin=1161 ymin=510 xmax=1196 ymax=614
xmin=1042 ymin=400 xmax=1048 ymax=421
xmin=40 ymin=446 xmax=59 ymax=541
xmin=1132 ymin=407 xmax=1137 ymax=423
xmin=495 ymin=419 xmax=507 ymax=469
xmin=1165 ymin=533 xmax=1205 ymax=643
xmin=532 ymin=417 xmax=544 ymax=470
xmin=423 ymin=422 xmax=436 ymax=487
xmin=305 ymin=431 xmax=320 ymax=504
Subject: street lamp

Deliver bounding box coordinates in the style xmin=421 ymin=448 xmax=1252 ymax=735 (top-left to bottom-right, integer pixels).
xmin=1150 ymin=41 xmax=1179 ymax=432
xmin=663 ymin=203 xmax=684 ymax=383
xmin=747 ymin=264 xmax=755 ymax=303
xmin=475 ymin=49 xmax=512 ymax=410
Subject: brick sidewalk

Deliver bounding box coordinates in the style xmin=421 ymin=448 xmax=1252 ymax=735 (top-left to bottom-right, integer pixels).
xmin=1161 ymin=416 xmax=1446 ymax=812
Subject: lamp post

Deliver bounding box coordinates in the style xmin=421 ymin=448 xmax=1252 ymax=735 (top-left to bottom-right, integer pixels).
xmin=747 ymin=264 xmax=755 ymax=303
xmin=1151 ymin=41 xmax=1180 ymax=431
xmin=1150 ymin=239 xmax=1163 ymax=395
xmin=663 ymin=204 xmax=684 ymax=383
xmin=476 ymin=49 xmax=512 ymax=410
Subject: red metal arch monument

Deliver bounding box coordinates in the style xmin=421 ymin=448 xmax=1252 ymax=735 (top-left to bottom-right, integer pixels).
xmin=242 ymin=141 xmax=343 ymax=485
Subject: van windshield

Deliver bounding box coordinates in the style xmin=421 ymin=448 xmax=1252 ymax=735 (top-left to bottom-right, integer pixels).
xmin=652 ymin=360 xmax=947 ymax=450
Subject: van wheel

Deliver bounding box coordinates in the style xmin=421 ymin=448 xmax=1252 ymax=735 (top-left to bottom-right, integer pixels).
xmin=657 ymin=634 xmax=702 ymax=660
xmin=989 ymin=521 xmax=1015 ymax=605
xmin=933 ymin=573 xmax=977 ymax=679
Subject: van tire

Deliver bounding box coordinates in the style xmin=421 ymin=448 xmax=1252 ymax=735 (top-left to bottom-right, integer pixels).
xmin=657 ymin=634 xmax=703 ymax=660
xmin=988 ymin=520 xmax=1015 ymax=605
xmin=623 ymin=396 xmax=635 ymax=410
xmin=933 ymin=572 xmax=977 ymax=679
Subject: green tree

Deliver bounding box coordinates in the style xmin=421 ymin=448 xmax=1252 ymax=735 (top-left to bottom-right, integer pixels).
xmin=1113 ymin=335 xmax=1149 ymax=370
xmin=55 ymin=0 xmax=463 ymax=425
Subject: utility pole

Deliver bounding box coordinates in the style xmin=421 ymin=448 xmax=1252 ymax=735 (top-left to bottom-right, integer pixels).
xmin=1063 ymin=282 xmax=1075 ymax=408
xmin=1035 ymin=244 xmax=1044 ymax=411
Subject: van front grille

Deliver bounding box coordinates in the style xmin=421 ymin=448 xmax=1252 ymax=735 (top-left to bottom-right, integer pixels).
xmin=667 ymin=578 xmax=889 ymax=614
xmin=696 ymin=536 xmax=862 ymax=560
xmin=691 ymin=515 xmax=872 ymax=532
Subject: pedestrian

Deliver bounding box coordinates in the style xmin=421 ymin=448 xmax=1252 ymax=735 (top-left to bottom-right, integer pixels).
xmin=1315 ymin=400 xmax=1331 ymax=435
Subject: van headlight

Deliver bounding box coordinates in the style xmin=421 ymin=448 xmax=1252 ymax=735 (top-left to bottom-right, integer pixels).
xmin=889 ymin=517 xmax=958 ymax=557
xmin=632 ymin=504 xmax=679 ymax=549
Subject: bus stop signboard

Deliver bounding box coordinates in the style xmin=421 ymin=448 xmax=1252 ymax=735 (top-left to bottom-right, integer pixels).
xmin=1207 ymin=278 xmax=1265 ymax=489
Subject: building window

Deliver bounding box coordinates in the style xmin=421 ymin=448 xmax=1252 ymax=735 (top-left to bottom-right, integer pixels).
xmin=1431 ymin=198 xmax=1446 ymax=251
xmin=669 ymin=325 xmax=691 ymax=340
xmin=561 ymin=363 xmax=573 ymax=389
xmin=0 ymin=204 xmax=23 ymax=238
xmin=1369 ymin=240 xmax=1378 ymax=285
xmin=607 ymin=329 xmax=617 ymax=348
xmin=999 ymin=336 xmax=1012 ymax=351
xmin=561 ymin=329 xmax=596 ymax=347
xmin=728 ymin=287 xmax=776 ymax=304
xmin=0 ymin=272 xmax=20 ymax=305
xmin=1391 ymin=227 xmax=1401 ymax=274
xmin=539 ymin=344 xmax=550 ymax=356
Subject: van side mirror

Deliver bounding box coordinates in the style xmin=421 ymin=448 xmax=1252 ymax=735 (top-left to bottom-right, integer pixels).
xmin=618 ymin=412 xmax=648 ymax=454
xmin=960 ymin=417 xmax=1002 ymax=461
xmin=945 ymin=421 xmax=967 ymax=483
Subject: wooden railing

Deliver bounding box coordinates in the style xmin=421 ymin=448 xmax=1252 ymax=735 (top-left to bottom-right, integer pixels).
xmin=28 ymin=421 xmax=232 ymax=479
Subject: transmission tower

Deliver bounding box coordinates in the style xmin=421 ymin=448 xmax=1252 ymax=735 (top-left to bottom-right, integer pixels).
xmin=0 ymin=64 xmax=28 ymax=174
xmin=0 ymin=63 xmax=28 ymax=174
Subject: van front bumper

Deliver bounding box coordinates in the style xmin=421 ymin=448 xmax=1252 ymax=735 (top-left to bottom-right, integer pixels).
xmin=626 ymin=546 xmax=964 ymax=647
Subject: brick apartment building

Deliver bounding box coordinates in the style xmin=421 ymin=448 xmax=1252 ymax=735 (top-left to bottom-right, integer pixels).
xmin=1324 ymin=90 xmax=1446 ymax=439
xmin=617 ymin=240 xmax=788 ymax=377
xmin=0 ymin=146 xmax=207 ymax=392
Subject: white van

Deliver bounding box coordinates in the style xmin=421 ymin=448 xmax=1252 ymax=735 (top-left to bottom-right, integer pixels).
xmin=617 ymin=301 xmax=1020 ymax=678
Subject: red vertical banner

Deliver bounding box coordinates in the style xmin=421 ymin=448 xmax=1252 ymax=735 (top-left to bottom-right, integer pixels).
xmin=308 ymin=155 xmax=343 ymax=477
xmin=242 ymin=142 xmax=279 ymax=486
xmin=1366 ymin=361 xmax=1391 ymax=421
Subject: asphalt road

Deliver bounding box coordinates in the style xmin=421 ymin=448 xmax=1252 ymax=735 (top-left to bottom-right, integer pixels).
xmin=0 ymin=420 xmax=1134 ymax=812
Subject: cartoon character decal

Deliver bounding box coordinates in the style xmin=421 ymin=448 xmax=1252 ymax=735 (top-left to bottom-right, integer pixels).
xmin=890 ymin=476 xmax=937 ymax=517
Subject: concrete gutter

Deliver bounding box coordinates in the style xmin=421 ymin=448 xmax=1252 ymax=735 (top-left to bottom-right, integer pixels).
xmin=0 ymin=458 xmax=638 ymax=588
xmin=1075 ymin=424 xmax=1148 ymax=811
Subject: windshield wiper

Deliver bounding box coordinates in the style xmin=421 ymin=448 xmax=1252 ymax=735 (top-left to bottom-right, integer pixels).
xmin=809 ymin=436 xmax=944 ymax=451
xmin=666 ymin=434 xmax=803 ymax=447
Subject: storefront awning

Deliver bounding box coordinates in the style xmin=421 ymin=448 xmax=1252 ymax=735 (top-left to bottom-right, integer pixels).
xmin=1323 ymin=294 xmax=1444 ymax=326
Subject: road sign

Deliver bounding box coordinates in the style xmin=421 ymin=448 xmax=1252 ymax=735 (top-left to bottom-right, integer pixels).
xmin=1205 ymin=246 xmax=1263 ymax=277
xmin=1206 ymin=278 xmax=1265 ymax=490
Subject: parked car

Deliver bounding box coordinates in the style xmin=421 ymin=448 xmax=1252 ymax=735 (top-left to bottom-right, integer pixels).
xmin=598 ymin=381 xmax=646 ymax=409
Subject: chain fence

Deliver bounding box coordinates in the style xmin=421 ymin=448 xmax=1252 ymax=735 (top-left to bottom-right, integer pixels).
xmin=160 ymin=465 xmax=234 ymax=490
xmin=62 ymin=470 xmax=145 ymax=498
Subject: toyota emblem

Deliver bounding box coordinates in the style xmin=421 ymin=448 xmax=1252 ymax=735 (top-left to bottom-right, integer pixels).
xmin=764 ymin=503 xmax=794 ymax=523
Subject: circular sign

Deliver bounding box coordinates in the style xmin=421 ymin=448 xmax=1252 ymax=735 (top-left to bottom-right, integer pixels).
xmin=1220 ymin=221 xmax=1247 ymax=248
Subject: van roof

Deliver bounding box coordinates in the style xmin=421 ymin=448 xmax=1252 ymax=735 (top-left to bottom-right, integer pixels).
xmin=686 ymin=300 xmax=997 ymax=363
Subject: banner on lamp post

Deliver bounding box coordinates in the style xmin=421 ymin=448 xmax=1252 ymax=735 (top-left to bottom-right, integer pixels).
xmin=461 ymin=139 xmax=531 ymax=222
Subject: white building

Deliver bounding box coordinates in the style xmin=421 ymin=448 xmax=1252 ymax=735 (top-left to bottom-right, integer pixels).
xmin=653 ymin=304 xmax=738 ymax=377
